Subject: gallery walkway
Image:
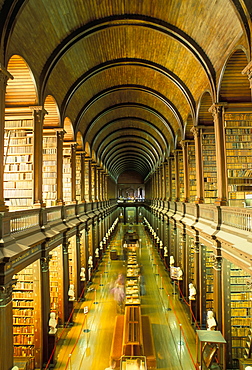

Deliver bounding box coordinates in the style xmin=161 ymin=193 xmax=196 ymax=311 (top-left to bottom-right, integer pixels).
xmin=46 ymin=223 xmax=197 ymax=370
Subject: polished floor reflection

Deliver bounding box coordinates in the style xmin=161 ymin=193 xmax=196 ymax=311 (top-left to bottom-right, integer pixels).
xmin=51 ymin=224 xmax=197 ymax=370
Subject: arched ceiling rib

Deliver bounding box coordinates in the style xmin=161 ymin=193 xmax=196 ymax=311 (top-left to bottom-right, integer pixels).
xmin=102 ymin=142 xmax=157 ymax=167
xmin=3 ymin=0 xmax=247 ymax=181
xmin=90 ymin=115 xmax=170 ymax=151
xmin=99 ymin=136 xmax=160 ymax=166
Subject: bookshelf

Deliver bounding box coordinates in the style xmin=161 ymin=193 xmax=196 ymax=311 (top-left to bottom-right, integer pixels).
xmin=224 ymin=113 xmax=252 ymax=206
xmin=4 ymin=119 xmax=34 ymax=209
xmin=49 ymin=245 xmax=64 ymax=325
xmin=76 ymin=154 xmax=81 ymax=203
xmin=68 ymin=236 xmax=77 ymax=296
xmin=188 ymin=143 xmax=196 ymax=202
xmin=171 ymin=156 xmax=176 ymax=201
xmin=188 ymin=237 xmax=195 ymax=284
xmin=63 ymin=145 xmax=72 ymax=204
xmin=201 ymin=245 xmax=214 ymax=327
xmin=178 ymin=151 xmax=184 ymax=201
xmin=13 ymin=261 xmax=41 ymax=369
xmin=202 ymin=133 xmax=217 ymax=204
xmin=43 ymin=130 xmax=57 ymax=207
xmin=229 ymin=263 xmax=252 ymax=360
xmin=84 ymin=157 xmax=90 ymax=202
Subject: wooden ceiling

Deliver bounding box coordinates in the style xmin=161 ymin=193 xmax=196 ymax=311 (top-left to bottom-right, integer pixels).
xmin=1 ymin=0 xmax=252 ymax=181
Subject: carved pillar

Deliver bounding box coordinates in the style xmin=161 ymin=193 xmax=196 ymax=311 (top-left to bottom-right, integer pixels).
xmin=105 ymin=174 xmax=108 ymax=201
xmin=40 ymin=256 xmax=51 ymax=364
xmin=62 ymin=239 xmax=70 ymax=324
xmin=56 ymin=130 xmax=64 ymax=205
xmin=0 ymin=66 xmax=13 ymax=211
xmin=71 ymin=143 xmax=77 ymax=203
xmin=242 ymin=61 xmax=252 ymax=88
xmin=161 ymin=162 xmax=166 ymax=200
xmin=167 ymin=157 xmax=172 ymax=201
xmin=174 ymin=150 xmax=180 ymax=201
xmin=209 ymin=104 xmax=228 ymax=206
xmin=81 ymin=153 xmax=85 ymax=202
xmin=193 ymin=239 xmax=200 ymax=323
xmin=84 ymin=155 xmax=92 ymax=202
xmin=0 ymin=281 xmax=14 ymax=370
xmin=180 ymin=140 xmax=189 ymax=202
xmin=158 ymin=166 xmax=161 ymax=200
xmin=191 ymin=127 xmax=204 ymax=203
xmin=212 ymin=245 xmax=223 ymax=331
xmin=91 ymin=162 xmax=96 ymax=202
xmin=31 ymin=106 xmax=47 ymax=207
xmin=97 ymin=168 xmax=101 ymax=201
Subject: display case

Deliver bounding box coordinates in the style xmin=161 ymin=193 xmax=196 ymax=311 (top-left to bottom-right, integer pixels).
xmin=196 ymin=330 xmax=226 ymax=370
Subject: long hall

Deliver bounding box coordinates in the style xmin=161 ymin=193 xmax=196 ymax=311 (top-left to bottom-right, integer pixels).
xmin=49 ymin=223 xmax=198 ymax=370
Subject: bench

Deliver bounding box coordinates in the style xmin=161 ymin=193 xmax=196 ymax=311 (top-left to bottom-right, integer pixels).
xmin=110 ymin=315 xmax=124 ymax=367
xmin=142 ymin=315 xmax=156 ymax=369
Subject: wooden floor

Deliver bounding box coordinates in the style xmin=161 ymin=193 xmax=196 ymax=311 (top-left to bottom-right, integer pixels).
xmin=50 ymin=224 xmax=197 ymax=370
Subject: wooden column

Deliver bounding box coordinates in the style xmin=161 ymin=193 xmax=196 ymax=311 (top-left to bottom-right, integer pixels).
xmin=31 ymin=106 xmax=47 ymax=207
xmin=167 ymin=157 xmax=172 ymax=201
xmin=209 ymin=104 xmax=228 ymax=206
xmin=40 ymin=256 xmax=51 ymax=365
xmin=0 ymin=281 xmax=14 ymax=370
xmin=162 ymin=162 xmax=167 ymax=200
xmin=63 ymin=238 xmax=70 ymax=324
xmin=56 ymin=130 xmax=64 ymax=205
xmin=0 ymin=67 xmax=13 ymax=212
xmin=191 ymin=127 xmax=204 ymax=203
xmin=212 ymin=244 xmax=223 ymax=331
xmin=180 ymin=140 xmax=189 ymax=202
xmin=97 ymin=168 xmax=101 ymax=201
xmin=193 ymin=239 xmax=200 ymax=323
xmin=84 ymin=155 xmax=92 ymax=202
xmin=91 ymin=162 xmax=96 ymax=202
xmin=174 ymin=150 xmax=180 ymax=201
xmin=71 ymin=143 xmax=77 ymax=203
xmin=81 ymin=153 xmax=85 ymax=202
xmin=158 ymin=166 xmax=162 ymax=200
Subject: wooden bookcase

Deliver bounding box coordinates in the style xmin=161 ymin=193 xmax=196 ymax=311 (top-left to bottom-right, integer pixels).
xmin=171 ymin=156 xmax=176 ymax=201
xmin=201 ymin=246 xmax=214 ymax=327
xmin=42 ymin=130 xmax=57 ymax=207
xmin=63 ymin=144 xmax=72 ymax=204
xmin=202 ymin=133 xmax=217 ymax=204
xmin=68 ymin=236 xmax=77 ymax=295
xmin=187 ymin=237 xmax=195 ymax=284
xmin=4 ymin=119 xmax=34 ymax=209
xmin=188 ymin=143 xmax=196 ymax=202
xmin=229 ymin=263 xmax=252 ymax=360
xmin=13 ymin=261 xmax=41 ymax=369
xmin=224 ymin=113 xmax=252 ymax=206
xmin=178 ymin=151 xmax=184 ymax=201
xmin=76 ymin=154 xmax=81 ymax=203
xmin=49 ymin=245 xmax=64 ymax=325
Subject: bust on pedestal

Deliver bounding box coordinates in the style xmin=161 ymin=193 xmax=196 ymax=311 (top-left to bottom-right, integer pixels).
xmin=207 ymin=310 xmax=217 ymax=331
xmin=48 ymin=312 xmax=57 ymax=334
xmin=189 ymin=283 xmax=196 ymax=300
xmin=68 ymin=284 xmax=75 ymax=301
xmin=80 ymin=267 xmax=86 ymax=281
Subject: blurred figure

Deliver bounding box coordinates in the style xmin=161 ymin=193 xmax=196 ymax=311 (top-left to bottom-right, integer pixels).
xmin=111 ymin=273 xmax=125 ymax=313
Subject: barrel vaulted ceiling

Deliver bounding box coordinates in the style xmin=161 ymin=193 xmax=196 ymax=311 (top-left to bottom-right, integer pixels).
xmin=1 ymin=0 xmax=251 ymax=181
